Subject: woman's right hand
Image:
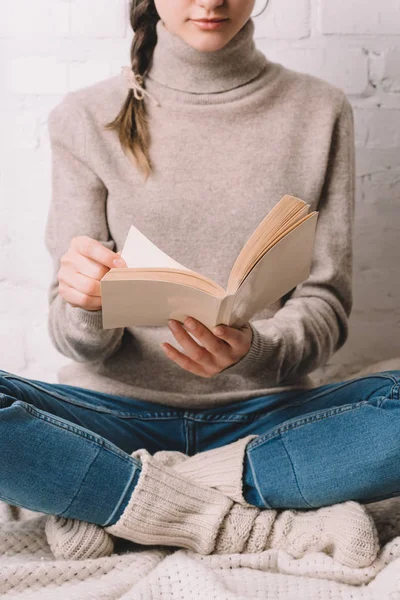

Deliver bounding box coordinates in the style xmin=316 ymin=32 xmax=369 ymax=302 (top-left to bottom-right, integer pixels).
xmin=57 ymin=235 xmax=127 ymax=311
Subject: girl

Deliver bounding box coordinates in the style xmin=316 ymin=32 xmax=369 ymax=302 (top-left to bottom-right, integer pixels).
xmin=2 ymin=0 xmax=397 ymax=567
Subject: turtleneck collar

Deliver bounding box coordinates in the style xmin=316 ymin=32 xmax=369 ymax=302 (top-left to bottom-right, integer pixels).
xmin=146 ymin=17 xmax=268 ymax=94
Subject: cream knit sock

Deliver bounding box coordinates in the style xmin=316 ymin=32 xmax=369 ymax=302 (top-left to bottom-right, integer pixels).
xmin=44 ymin=435 xmax=257 ymax=560
xmin=104 ymin=448 xmax=234 ymax=554
xmin=153 ymin=441 xmax=379 ymax=566
xmin=45 ymin=515 xmax=114 ymax=560
xmin=266 ymin=500 xmax=380 ymax=568
xmin=44 ymin=439 xmax=380 ymax=566
xmin=154 ymin=435 xmax=259 ymax=506
xmin=213 ymin=499 xmax=379 ymax=567
xmin=103 ymin=448 xmax=379 ymax=566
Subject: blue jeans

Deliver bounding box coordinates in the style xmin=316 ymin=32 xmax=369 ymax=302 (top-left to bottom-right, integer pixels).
xmin=1 ymin=368 xmax=400 ymax=527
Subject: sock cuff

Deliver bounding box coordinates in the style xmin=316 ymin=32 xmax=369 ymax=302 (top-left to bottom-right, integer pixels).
xmin=105 ymin=450 xmax=234 ymax=555
xmin=174 ymin=435 xmax=258 ymax=506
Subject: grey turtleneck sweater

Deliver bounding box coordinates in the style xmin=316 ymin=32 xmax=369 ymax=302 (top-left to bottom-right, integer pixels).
xmin=45 ymin=17 xmax=355 ymax=409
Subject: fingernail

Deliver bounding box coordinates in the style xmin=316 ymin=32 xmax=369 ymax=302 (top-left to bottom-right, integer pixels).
xmin=113 ymin=259 xmax=125 ymax=267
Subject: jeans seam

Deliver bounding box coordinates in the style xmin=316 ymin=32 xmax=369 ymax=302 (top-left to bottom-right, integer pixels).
xmin=59 ymin=444 xmax=102 ymax=517
xmin=279 ymin=432 xmax=315 ymax=508
xmin=184 ymin=374 xmax=400 ymax=424
xmin=102 ymin=463 xmax=140 ymax=527
xmin=246 ymin=450 xmax=271 ymax=509
xmin=248 ymin=402 xmax=366 ymax=451
xmin=1 ymin=374 xmax=184 ymax=419
xmin=17 ymin=401 xmax=141 ymax=467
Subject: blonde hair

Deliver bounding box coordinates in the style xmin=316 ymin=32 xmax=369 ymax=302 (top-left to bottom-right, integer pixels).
xmin=104 ymin=0 xmax=159 ymax=182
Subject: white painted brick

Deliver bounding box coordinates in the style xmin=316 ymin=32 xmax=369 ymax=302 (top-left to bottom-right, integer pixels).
xmin=10 ymin=112 xmax=40 ymax=150
xmin=258 ymin=45 xmax=368 ymax=95
xmin=319 ymin=0 xmax=400 ymax=35
xmin=369 ymin=51 xmax=386 ymax=90
xmin=0 ymin=0 xmax=69 ymax=38
xmin=355 ymin=109 xmax=400 ymax=147
xmin=6 ymin=57 xmax=68 ymax=95
xmin=380 ymin=48 xmax=400 ymax=92
xmin=353 ymin=110 xmax=368 ymax=147
xmin=369 ymin=49 xmax=400 ymax=93
xmin=361 ymin=168 xmax=400 ymax=209
xmin=356 ymin=147 xmax=400 ymax=176
xmin=322 ymin=48 xmax=368 ymax=95
xmin=69 ymin=60 xmax=112 ymax=92
xmin=0 ymin=320 xmax=27 ymax=372
xmin=71 ymin=0 xmax=127 ymax=38
xmin=254 ymin=0 xmax=311 ymax=39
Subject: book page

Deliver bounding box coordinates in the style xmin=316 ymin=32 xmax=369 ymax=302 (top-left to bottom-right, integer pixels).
xmin=228 ymin=195 xmax=310 ymax=288
xmin=120 ymin=224 xmax=193 ymax=272
xmin=227 ymin=213 xmax=318 ymax=326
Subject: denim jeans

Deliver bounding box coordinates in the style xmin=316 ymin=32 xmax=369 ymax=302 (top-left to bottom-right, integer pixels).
xmin=1 ymin=368 xmax=400 ymax=527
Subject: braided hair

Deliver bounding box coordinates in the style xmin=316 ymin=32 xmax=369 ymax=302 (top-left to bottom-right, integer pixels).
xmin=104 ymin=0 xmax=160 ymax=182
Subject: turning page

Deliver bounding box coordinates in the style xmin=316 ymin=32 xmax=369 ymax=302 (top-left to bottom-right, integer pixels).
xmin=121 ymin=224 xmax=193 ymax=271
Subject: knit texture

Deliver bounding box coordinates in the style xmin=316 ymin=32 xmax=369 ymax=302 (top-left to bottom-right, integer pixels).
xmin=104 ymin=450 xmax=379 ymax=566
xmin=3 ymin=494 xmax=400 ymax=600
xmin=268 ymin=501 xmax=380 ymax=569
xmin=45 ymin=516 xmax=114 ymax=560
xmin=104 ymin=448 xmax=234 ymax=554
xmin=43 ymin=436 xmax=379 ymax=566
xmin=44 ymin=16 xmax=356 ymax=410
xmin=154 ymin=434 xmax=259 ymax=506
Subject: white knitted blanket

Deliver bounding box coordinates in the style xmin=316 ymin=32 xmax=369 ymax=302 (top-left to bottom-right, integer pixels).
xmin=2 ymin=357 xmax=400 ymax=600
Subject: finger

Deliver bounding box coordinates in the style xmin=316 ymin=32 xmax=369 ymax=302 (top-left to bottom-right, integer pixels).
xmin=73 ymin=252 xmax=110 ymax=281
xmin=168 ymin=319 xmax=218 ymax=368
xmin=161 ymin=343 xmax=211 ymax=378
xmin=211 ymin=323 xmax=246 ymax=351
xmin=58 ymin=266 xmax=101 ymax=298
xmin=181 ymin=317 xmax=233 ymax=357
xmin=58 ymin=282 xmax=102 ymax=311
xmin=72 ymin=236 xmax=122 ymax=270
xmin=113 ymin=250 xmax=127 ymax=267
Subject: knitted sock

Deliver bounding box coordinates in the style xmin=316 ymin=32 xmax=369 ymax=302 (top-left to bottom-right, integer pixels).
xmin=44 ymin=435 xmax=257 ymax=560
xmin=104 ymin=448 xmax=234 ymax=554
xmin=153 ymin=434 xmax=259 ymax=506
xmin=104 ymin=448 xmax=379 ymax=566
xmin=151 ymin=447 xmax=379 ymax=565
xmin=217 ymin=499 xmax=379 ymax=566
xmin=265 ymin=500 xmax=380 ymax=568
xmin=45 ymin=515 xmax=114 ymax=560
xmin=44 ymin=440 xmax=380 ymax=566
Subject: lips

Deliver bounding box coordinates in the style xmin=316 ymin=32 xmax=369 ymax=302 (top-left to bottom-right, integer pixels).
xmin=193 ymin=18 xmax=227 ymax=22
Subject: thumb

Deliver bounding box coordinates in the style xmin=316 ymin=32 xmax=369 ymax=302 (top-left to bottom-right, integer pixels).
xmin=112 ymin=249 xmax=126 ymax=267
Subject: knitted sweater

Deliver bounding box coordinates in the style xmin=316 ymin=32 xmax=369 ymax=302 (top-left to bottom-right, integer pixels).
xmin=44 ymin=17 xmax=355 ymax=409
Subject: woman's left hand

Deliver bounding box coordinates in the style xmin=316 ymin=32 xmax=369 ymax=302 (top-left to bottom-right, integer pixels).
xmin=161 ymin=317 xmax=253 ymax=378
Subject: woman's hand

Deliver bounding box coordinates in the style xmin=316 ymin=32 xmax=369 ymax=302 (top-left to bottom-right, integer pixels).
xmin=57 ymin=235 xmax=126 ymax=311
xmin=161 ymin=317 xmax=253 ymax=378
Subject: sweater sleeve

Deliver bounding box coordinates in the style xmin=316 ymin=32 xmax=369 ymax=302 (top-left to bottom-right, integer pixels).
xmin=44 ymin=93 xmax=124 ymax=363
xmin=222 ymin=94 xmax=355 ymax=383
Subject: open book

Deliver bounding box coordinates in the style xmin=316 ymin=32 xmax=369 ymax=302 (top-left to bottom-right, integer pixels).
xmin=100 ymin=195 xmax=319 ymax=330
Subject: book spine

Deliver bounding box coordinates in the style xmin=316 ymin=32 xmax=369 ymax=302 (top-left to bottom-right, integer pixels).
xmin=216 ymin=294 xmax=236 ymax=326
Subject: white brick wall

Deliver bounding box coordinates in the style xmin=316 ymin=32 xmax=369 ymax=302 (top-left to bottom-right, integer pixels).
xmin=0 ymin=0 xmax=399 ymax=384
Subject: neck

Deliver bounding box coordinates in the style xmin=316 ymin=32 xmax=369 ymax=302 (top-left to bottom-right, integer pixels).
xmin=146 ymin=18 xmax=268 ymax=94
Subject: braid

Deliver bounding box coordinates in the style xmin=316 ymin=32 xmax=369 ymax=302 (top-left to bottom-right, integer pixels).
xmin=104 ymin=0 xmax=159 ymax=182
